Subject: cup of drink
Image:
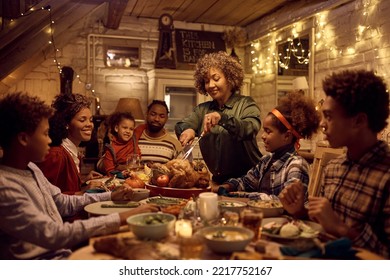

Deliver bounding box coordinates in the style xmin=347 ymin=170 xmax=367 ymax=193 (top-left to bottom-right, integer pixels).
xmin=179 ymin=234 xmax=204 ymax=260
xmin=127 ymin=154 xmax=141 ymax=171
xmin=240 ymin=209 xmax=263 ymax=241
xmin=198 ymin=192 xmax=219 ymax=222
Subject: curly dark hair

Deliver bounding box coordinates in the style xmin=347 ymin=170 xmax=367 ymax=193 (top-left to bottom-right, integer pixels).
xmin=269 ymin=92 xmax=321 ymax=140
xmin=0 ymin=92 xmax=53 ymax=149
xmin=108 ymin=111 xmax=135 ymax=138
xmin=49 ymin=93 xmax=91 ymax=146
xmin=194 ymin=51 xmax=244 ymax=95
xmin=147 ymin=99 xmax=169 ymax=114
xmin=322 ymin=70 xmax=389 ymax=133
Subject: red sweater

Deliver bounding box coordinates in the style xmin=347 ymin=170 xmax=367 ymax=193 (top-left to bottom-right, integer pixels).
xmin=36 ymin=146 xmax=81 ymax=195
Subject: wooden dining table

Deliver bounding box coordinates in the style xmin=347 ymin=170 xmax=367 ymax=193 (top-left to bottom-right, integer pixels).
xmin=70 ymin=195 xmax=384 ymax=260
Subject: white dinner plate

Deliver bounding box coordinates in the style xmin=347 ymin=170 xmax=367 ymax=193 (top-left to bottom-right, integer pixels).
xmin=84 ymin=201 xmax=139 ymax=216
xmin=261 ymin=217 xmax=323 ymax=241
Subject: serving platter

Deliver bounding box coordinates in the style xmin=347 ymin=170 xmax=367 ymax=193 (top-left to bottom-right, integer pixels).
xmin=145 ymin=183 xmax=210 ymax=199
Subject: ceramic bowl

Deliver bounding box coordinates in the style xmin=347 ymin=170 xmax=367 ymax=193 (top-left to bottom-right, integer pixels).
xmin=199 ymin=226 xmax=254 ymax=254
xmin=127 ymin=213 xmax=176 ymax=240
xmin=247 ymin=199 xmax=284 ymax=217
xmin=218 ymin=200 xmax=247 ymax=214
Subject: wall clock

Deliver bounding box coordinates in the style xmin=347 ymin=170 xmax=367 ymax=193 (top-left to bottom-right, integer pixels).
xmin=155 ymin=14 xmax=176 ymax=69
xmin=160 ymin=14 xmax=173 ymax=28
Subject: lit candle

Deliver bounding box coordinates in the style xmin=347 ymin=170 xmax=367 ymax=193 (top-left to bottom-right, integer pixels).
xmin=198 ymin=192 xmax=219 ymax=221
xmin=175 ymin=219 xmax=193 ymax=238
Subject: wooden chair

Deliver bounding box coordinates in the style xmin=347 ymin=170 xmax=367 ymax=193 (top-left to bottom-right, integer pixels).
xmin=308 ymin=144 xmax=346 ymax=197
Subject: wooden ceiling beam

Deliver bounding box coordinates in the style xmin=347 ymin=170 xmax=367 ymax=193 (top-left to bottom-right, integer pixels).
xmin=103 ymin=0 xmax=129 ymax=30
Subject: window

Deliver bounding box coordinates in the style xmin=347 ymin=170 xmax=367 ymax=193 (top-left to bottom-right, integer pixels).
xmin=105 ymin=46 xmax=139 ymax=68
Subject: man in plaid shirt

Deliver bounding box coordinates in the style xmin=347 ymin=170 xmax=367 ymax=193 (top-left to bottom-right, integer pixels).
xmin=280 ymin=70 xmax=390 ymax=258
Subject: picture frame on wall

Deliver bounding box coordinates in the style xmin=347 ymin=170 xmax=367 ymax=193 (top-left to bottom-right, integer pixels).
xmin=105 ymin=46 xmax=140 ymax=68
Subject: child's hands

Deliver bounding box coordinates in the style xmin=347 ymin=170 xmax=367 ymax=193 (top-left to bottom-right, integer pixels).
xmin=278 ymin=180 xmax=306 ymax=217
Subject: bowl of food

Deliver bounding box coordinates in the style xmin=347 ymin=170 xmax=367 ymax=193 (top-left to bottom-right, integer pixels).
xmin=142 ymin=196 xmax=188 ymax=216
xmin=247 ymin=199 xmax=284 ymax=217
xmin=199 ymin=226 xmax=254 ymax=254
xmin=126 ymin=213 xmax=176 ymax=240
xmin=131 ymin=188 xmax=150 ymax=201
xmin=218 ymin=200 xmax=247 ymax=214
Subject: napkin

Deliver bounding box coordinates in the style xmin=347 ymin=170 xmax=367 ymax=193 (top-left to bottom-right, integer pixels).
xmin=280 ymin=238 xmax=358 ymax=259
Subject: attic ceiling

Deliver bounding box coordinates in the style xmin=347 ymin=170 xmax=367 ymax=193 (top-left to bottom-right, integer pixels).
xmin=0 ymin=0 xmax=330 ymax=92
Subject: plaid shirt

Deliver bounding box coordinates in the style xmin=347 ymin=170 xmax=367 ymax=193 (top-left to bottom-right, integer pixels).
xmin=226 ymin=146 xmax=309 ymax=196
xmin=320 ymin=141 xmax=390 ymax=257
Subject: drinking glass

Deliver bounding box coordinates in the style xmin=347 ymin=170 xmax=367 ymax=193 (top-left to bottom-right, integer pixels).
xmin=240 ymin=209 xmax=264 ymax=241
xmin=179 ymin=234 xmax=204 ymax=260
xmin=126 ymin=154 xmax=141 ymax=171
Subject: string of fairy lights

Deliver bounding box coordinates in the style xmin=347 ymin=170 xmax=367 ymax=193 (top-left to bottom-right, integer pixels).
xmin=7 ymin=4 xmax=96 ymax=95
xmin=250 ymin=0 xmax=383 ymax=77
xmin=6 ymin=0 xmax=386 ymax=89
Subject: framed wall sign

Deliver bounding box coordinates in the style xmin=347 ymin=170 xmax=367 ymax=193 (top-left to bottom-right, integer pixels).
xmin=175 ymin=29 xmax=226 ymax=65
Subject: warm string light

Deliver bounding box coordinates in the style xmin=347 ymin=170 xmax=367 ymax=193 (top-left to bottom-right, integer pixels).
xmin=10 ymin=4 xmax=97 ymax=97
xmin=251 ymin=0 xmax=382 ymax=77
xmin=250 ymin=33 xmax=279 ymax=75
xmin=278 ymin=37 xmax=310 ymax=70
xmin=356 ymin=0 xmax=373 ymax=41
xmin=250 ymin=25 xmax=310 ymax=75
xmin=314 ymin=0 xmax=381 ymax=58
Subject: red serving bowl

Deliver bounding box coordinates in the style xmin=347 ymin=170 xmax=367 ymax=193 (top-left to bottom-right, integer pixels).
xmin=145 ymin=183 xmax=210 ymax=199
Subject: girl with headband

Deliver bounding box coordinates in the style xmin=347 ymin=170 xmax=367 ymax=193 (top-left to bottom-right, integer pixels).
xmin=214 ymin=91 xmax=320 ymax=197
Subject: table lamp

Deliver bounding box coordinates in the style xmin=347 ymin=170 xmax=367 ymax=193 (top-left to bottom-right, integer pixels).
xmin=114 ymin=98 xmax=145 ymax=121
xmin=292 ymin=76 xmax=309 ymax=94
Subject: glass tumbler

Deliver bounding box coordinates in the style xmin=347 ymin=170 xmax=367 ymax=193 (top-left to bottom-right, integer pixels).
xmin=240 ymin=209 xmax=264 ymax=240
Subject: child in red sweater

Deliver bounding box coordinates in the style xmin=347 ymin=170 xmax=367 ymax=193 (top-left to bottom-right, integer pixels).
xmin=101 ymin=111 xmax=141 ymax=176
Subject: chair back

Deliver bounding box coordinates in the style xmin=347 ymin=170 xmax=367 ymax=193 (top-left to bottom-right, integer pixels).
xmin=308 ymin=144 xmax=346 ymax=197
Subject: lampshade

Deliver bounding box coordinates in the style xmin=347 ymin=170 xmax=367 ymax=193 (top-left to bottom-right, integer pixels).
xmin=292 ymin=76 xmax=309 ymax=90
xmin=114 ymin=98 xmax=144 ymax=120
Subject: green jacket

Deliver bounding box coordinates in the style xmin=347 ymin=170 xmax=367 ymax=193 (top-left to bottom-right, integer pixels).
xmin=175 ymin=94 xmax=262 ymax=183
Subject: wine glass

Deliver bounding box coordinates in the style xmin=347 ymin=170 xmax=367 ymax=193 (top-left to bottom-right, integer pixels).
xmin=126 ymin=154 xmax=141 ymax=171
